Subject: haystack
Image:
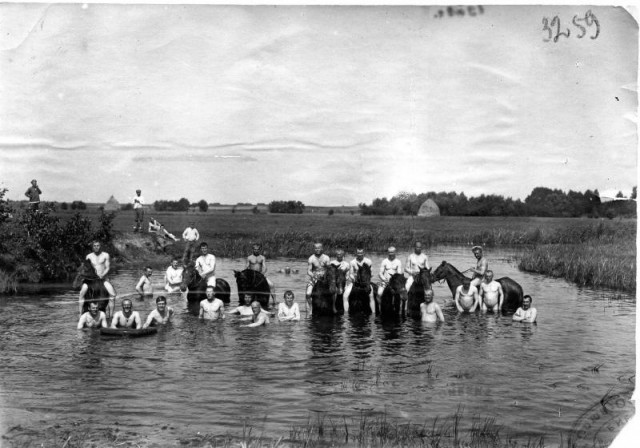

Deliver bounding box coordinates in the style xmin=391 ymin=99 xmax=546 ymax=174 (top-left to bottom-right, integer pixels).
xmin=104 ymin=195 xmax=120 ymax=211
xmin=417 ymin=198 xmax=440 ymax=217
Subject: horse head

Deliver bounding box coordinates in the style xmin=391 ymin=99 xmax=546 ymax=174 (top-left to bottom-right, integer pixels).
xmin=388 ymin=273 xmax=408 ymax=302
xmin=355 ymin=263 xmax=372 ymax=287
xmin=333 ymin=265 xmax=346 ymax=294
xmin=416 ymin=267 xmax=432 ymax=289
xmin=73 ymin=259 xmax=99 ymax=289
xmin=432 ymin=261 xmax=450 ymax=282
xmin=180 ymin=262 xmax=201 ymax=291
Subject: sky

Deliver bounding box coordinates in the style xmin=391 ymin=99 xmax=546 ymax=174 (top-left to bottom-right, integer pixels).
xmin=0 ymin=4 xmax=637 ymax=206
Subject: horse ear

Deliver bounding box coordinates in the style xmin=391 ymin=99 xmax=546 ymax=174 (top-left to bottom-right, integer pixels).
xmin=440 ymin=261 xmax=446 ymax=266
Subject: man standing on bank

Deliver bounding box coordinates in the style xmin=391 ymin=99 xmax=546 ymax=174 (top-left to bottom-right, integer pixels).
xmin=133 ymin=189 xmax=145 ymax=232
xmin=182 ymin=221 xmax=200 ymax=263
xmin=25 ymin=179 xmax=42 ymax=211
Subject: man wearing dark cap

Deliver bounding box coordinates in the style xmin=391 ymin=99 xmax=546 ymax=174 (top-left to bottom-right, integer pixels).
xmin=133 ymin=189 xmax=145 ymax=232
xmin=469 ymin=246 xmax=488 ymax=289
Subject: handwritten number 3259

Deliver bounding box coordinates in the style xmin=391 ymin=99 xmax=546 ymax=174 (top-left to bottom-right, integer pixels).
xmin=542 ymin=10 xmax=600 ymax=42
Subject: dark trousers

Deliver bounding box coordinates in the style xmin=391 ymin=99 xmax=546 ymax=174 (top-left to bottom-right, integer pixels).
xmin=134 ymin=208 xmax=144 ymax=230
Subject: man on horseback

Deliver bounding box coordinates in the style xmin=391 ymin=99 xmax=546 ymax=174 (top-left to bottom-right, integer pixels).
xmin=246 ymin=244 xmax=276 ymax=303
xmin=306 ymin=242 xmax=331 ymax=315
xmin=469 ymin=246 xmax=488 ymax=288
xmin=404 ymin=242 xmax=431 ymax=291
xmin=195 ymin=242 xmax=217 ymax=287
xmin=330 ymin=248 xmax=350 ymax=310
xmin=377 ymin=246 xmax=403 ymax=298
xmin=78 ymin=240 xmax=116 ymax=317
xmin=343 ymin=248 xmax=373 ymax=313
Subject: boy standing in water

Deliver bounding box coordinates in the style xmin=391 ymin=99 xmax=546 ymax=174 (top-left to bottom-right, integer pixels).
xmin=420 ymin=290 xmax=444 ymax=323
xmin=513 ymin=295 xmax=537 ymax=323
xmin=277 ymin=290 xmax=301 ymax=321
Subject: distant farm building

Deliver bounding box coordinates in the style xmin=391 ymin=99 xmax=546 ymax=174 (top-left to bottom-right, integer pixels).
xmin=104 ymin=195 xmax=120 ymax=211
xmin=417 ymin=199 xmax=440 ymax=217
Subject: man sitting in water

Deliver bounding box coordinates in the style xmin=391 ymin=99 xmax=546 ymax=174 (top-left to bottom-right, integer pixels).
xmin=77 ymin=302 xmax=108 ymax=329
xmin=199 ymin=285 xmax=225 ymax=321
xmin=243 ymin=301 xmax=270 ymax=327
xmin=78 ymin=240 xmax=117 ymax=317
xmin=512 ymin=295 xmax=537 ymax=323
xmin=306 ymin=242 xmax=331 ymax=315
xmin=135 ymin=266 xmax=154 ymax=298
xmin=378 ymin=246 xmax=403 ymax=298
xmin=277 ymin=290 xmax=301 ymax=321
xmin=468 ymin=246 xmax=488 ymax=289
xmin=165 ymin=258 xmax=184 ymax=293
xmin=143 ymin=296 xmax=174 ymax=328
xmin=479 ymin=270 xmax=504 ymax=313
xmin=246 ymin=243 xmax=276 ymax=303
xmin=454 ymin=281 xmax=480 ymax=313
xmin=420 ymin=290 xmax=444 ymax=323
xmin=195 ymin=242 xmax=217 ymax=288
xmin=111 ymin=299 xmax=142 ymax=329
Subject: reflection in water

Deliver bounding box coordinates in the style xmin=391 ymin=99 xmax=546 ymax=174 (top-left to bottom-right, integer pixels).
xmin=0 ymin=247 xmax=635 ymax=445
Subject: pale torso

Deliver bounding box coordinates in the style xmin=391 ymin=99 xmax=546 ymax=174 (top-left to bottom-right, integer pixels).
xmin=278 ymin=302 xmax=300 ymax=319
xmin=138 ymin=275 xmax=153 ymax=294
xmin=480 ymin=280 xmax=501 ymax=306
xmin=331 ymin=260 xmax=349 ymax=273
xmin=148 ymin=308 xmax=173 ymax=325
xmin=112 ymin=311 xmax=140 ymax=328
xmin=81 ymin=311 xmax=106 ymax=328
xmin=196 ymin=254 xmax=216 ymax=277
xmin=380 ymin=258 xmax=402 ymax=281
xmin=308 ymin=254 xmax=330 ymax=276
xmin=247 ymin=254 xmax=266 ymax=272
xmin=420 ymin=302 xmax=438 ymax=323
xmin=86 ymin=251 xmax=110 ymax=278
xmin=166 ymin=267 xmax=183 ymax=285
xmin=457 ymin=286 xmax=477 ymax=310
xmin=474 ymin=257 xmax=488 ymax=279
xmin=407 ymin=253 xmax=430 ymax=275
xmin=349 ymin=258 xmax=372 ymax=281
xmin=201 ymin=298 xmax=224 ymax=320
xmin=233 ymin=305 xmax=254 ymax=316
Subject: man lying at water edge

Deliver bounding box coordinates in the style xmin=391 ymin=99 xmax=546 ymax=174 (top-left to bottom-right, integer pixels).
xmin=454 ymin=281 xmax=480 ymax=313
xmin=199 ymin=285 xmax=225 ymax=321
xmin=143 ymin=296 xmax=174 ymax=328
xmin=479 ymin=270 xmax=504 ymax=313
xmin=420 ymin=289 xmax=444 ymax=323
xmin=243 ymin=300 xmax=270 ymax=327
xmin=78 ymin=240 xmax=117 ymax=317
xmin=77 ymin=302 xmax=108 ymax=329
xmin=111 ymin=299 xmax=142 ymax=329
xmin=512 ymin=295 xmax=537 ymax=323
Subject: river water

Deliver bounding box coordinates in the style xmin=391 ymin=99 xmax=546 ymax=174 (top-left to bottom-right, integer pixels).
xmin=0 ymin=246 xmax=635 ymax=446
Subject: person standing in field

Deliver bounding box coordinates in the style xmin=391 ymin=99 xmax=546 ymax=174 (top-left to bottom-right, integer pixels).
xmin=469 ymin=246 xmax=488 ymax=289
xmin=342 ymin=248 xmax=374 ymax=313
xmin=246 ymin=243 xmax=276 ymax=303
xmin=78 ymin=240 xmax=117 ymax=317
xmin=306 ymin=242 xmax=331 ymax=315
xmin=377 ymin=246 xmax=403 ymax=298
xmin=24 ymin=179 xmax=42 ymax=211
xmin=195 ymin=242 xmax=217 ymax=287
xmin=404 ymin=242 xmax=431 ymax=291
xmin=165 ymin=258 xmax=184 ymax=293
xmin=135 ymin=266 xmax=154 ymax=298
xmin=182 ymin=221 xmax=200 ymax=263
xmin=512 ymin=295 xmax=537 ymax=323
xmin=454 ymin=281 xmax=480 ymax=313
xmin=479 ymin=270 xmax=504 ymax=313
xmin=133 ymin=189 xmax=145 ymax=232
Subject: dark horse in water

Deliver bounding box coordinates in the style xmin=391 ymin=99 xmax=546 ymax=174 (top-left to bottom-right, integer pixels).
xmin=373 ymin=273 xmax=408 ymax=318
xmin=432 ymin=261 xmax=523 ymax=313
xmin=311 ymin=265 xmax=339 ymax=316
xmin=180 ymin=263 xmax=231 ymax=314
xmin=406 ymin=267 xmax=432 ymax=319
xmin=74 ymin=259 xmax=110 ymax=315
xmin=347 ymin=263 xmax=373 ymax=315
xmin=234 ymin=269 xmax=271 ymax=309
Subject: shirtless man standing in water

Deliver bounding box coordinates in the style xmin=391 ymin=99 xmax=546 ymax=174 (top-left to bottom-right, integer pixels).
xmin=111 ymin=299 xmax=142 ymax=329
xmin=479 ymin=270 xmax=504 ymax=313
xmin=469 ymin=246 xmax=488 ymax=289
xmin=420 ymin=290 xmax=444 ymax=323
xmin=77 ymin=302 xmax=108 ymax=329
xmin=246 ymin=244 xmax=276 ymax=303
xmin=78 ymin=240 xmax=117 ymax=317
xmin=454 ymin=281 xmax=480 ymax=313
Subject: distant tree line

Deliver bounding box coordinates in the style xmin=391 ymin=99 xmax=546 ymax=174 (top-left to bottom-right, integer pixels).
xmin=359 ymin=187 xmax=637 ymax=218
xmin=268 ymin=200 xmax=305 ymax=214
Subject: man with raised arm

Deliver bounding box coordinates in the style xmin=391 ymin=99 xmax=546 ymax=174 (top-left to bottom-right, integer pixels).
xmin=377 ymin=246 xmax=403 ymax=298
xmin=343 ymin=248 xmax=374 ymax=313
xmin=454 ymin=281 xmax=480 ymax=313
xmin=111 ymin=299 xmax=142 ymax=329
xmin=306 ymin=242 xmax=331 ymax=315
xmin=469 ymin=246 xmax=488 ymax=289
xmin=404 ymin=242 xmax=431 ymax=291
xmin=479 ymin=270 xmax=504 ymax=313
xmin=78 ymin=240 xmax=117 ymax=318
xmin=195 ymin=242 xmax=217 ymax=287
xmin=246 ymin=243 xmax=276 ymax=303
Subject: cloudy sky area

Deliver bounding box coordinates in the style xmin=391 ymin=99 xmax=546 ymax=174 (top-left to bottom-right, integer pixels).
xmin=0 ymin=4 xmax=637 ymax=206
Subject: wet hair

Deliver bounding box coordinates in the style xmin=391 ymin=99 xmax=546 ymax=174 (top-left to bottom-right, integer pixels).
xmin=485 ymin=270 xmax=493 ymax=276
xmin=523 ymin=295 xmax=533 ymax=303
xmin=156 ymin=296 xmax=167 ymax=304
xmin=424 ymin=289 xmax=434 ymax=297
xmin=250 ymin=300 xmax=261 ymax=309
xmin=206 ymin=285 xmax=214 ymax=291
xmin=145 ymin=266 xmax=152 ymax=271
xmin=122 ymin=299 xmax=133 ymax=307
xmin=284 ymin=290 xmax=295 ymax=299
xmin=252 ymin=243 xmax=261 ymax=249
xmin=200 ymin=242 xmax=208 ymax=248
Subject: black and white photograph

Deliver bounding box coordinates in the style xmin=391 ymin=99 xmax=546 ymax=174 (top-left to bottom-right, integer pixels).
xmin=0 ymin=3 xmax=637 ymax=447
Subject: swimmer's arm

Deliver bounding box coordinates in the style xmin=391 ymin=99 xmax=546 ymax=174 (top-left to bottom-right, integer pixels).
xmin=292 ymin=304 xmax=300 ymax=321
xmin=404 ymin=257 xmax=412 ymax=276
xmin=245 ymin=257 xmax=251 ymax=270
xmin=100 ymin=253 xmax=111 ymax=279
xmin=425 ymin=255 xmax=431 ymax=271
xmin=110 ymin=313 xmax=119 ymax=328
xmin=435 ymin=304 xmax=445 ymax=322
xmin=512 ymin=308 xmax=524 ymax=321
xmin=217 ymin=301 xmax=225 ymax=320
xmin=498 ymin=284 xmax=504 ymax=310
xmin=77 ymin=314 xmax=87 ymax=329
xmin=135 ymin=277 xmax=145 ymax=295
xmin=239 ymin=316 xmax=252 ymax=321
xmin=142 ymin=311 xmax=156 ymax=329
xmin=261 ymin=257 xmax=268 ymax=275
xmin=454 ymin=287 xmax=464 ymax=312
xmin=194 ymin=229 xmax=199 ymax=240
xmin=246 ymin=314 xmax=266 ymax=327
xmin=307 ymin=259 xmax=314 ymax=278
xmin=134 ymin=312 xmax=142 ymax=328
xmin=226 ymin=307 xmax=241 ymax=315
xmin=378 ymin=262 xmax=386 ymax=282
xmin=198 ymin=305 xmax=204 ymax=319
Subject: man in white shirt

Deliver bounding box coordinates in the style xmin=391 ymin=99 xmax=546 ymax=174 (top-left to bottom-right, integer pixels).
xmin=405 ymin=242 xmax=431 ymax=291
xmin=133 ymin=189 xmax=145 ymax=232
xmin=195 ymin=242 xmax=217 ymax=287
xmin=165 ymin=258 xmax=184 ymax=293
xmin=182 ymin=221 xmax=200 ymax=263
xmin=378 ymin=246 xmax=402 ymax=297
